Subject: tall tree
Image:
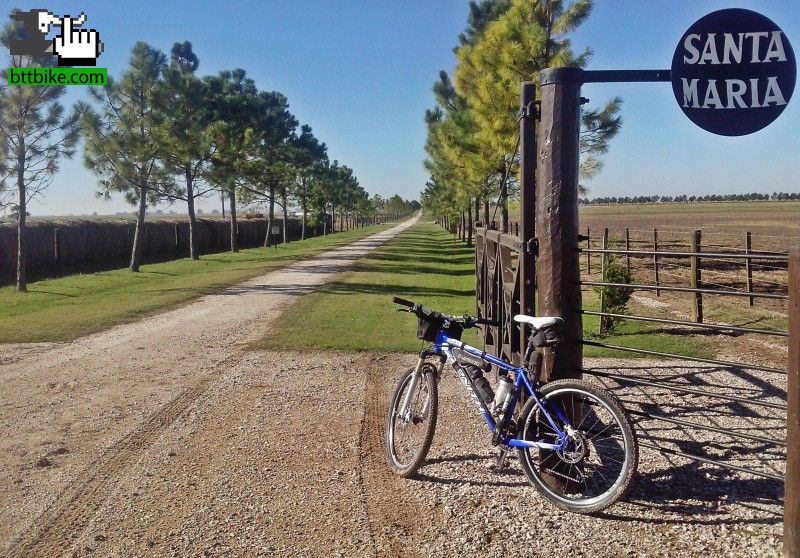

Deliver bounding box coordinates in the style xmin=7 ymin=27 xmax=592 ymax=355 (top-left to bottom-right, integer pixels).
xmin=0 ymin=12 xmax=80 ymax=291
xmin=286 ymin=124 xmax=326 ymax=240
xmin=155 ymin=41 xmax=217 ymax=259
xmin=204 ymin=69 xmax=258 ymax=252
xmin=81 ymin=42 xmax=172 ymax=272
xmin=295 ymin=160 xmax=326 ymax=239
xmin=239 ymin=90 xmax=298 ymax=248
xmin=423 ymin=0 xmax=621 ymax=228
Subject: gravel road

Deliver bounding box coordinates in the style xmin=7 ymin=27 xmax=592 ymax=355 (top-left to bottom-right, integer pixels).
xmin=0 ymin=213 xmax=786 ymax=557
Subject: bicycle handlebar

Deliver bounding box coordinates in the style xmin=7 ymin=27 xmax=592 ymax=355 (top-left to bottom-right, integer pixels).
xmin=392 ymin=297 xmax=501 ymax=328
xmin=392 ymin=297 xmax=415 ymax=308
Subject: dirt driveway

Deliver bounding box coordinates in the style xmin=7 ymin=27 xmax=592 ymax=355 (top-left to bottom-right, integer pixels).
xmin=0 ymin=219 xmax=426 ymax=557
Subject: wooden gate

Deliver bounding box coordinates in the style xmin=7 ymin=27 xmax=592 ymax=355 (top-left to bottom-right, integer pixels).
xmin=474 ymin=229 xmax=524 ymax=363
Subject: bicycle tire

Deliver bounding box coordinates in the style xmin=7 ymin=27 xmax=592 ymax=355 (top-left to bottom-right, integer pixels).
xmin=516 ymin=379 xmax=638 ymax=514
xmin=386 ymin=365 xmax=438 ymax=477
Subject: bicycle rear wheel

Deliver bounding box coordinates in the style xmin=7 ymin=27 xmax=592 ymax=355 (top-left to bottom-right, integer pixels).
xmin=386 ymin=365 xmax=438 ymax=477
xmin=516 ymin=379 xmax=638 ymax=514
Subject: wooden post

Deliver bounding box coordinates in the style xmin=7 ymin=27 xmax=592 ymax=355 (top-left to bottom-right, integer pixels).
xmin=746 ymin=231 xmax=754 ymax=307
xmin=599 ymin=229 xmax=609 ymax=335
xmin=654 ymin=228 xmax=660 ymax=296
xmin=518 ymin=81 xmax=537 ymax=364
xmin=536 ymin=68 xmax=582 ymax=382
xmin=786 ymin=247 xmax=800 ymax=558
xmin=625 ymin=228 xmax=631 ymax=272
xmin=691 ymin=229 xmax=703 ymax=324
xmin=586 ymin=227 xmax=591 ymax=274
xmin=53 ymin=227 xmax=61 ymax=268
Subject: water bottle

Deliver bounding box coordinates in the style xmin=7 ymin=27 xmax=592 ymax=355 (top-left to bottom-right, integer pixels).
xmin=492 ymin=376 xmax=513 ymax=415
xmin=465 ymin=366 xmax=494 ymax=405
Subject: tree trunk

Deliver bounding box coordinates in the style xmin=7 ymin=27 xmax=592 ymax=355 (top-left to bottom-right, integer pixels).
xmin=467 ymin=205 xmax=473 ymax=247
xmin=221 ymin=190 xmax=226 ymax=219
xmin=130 ymin=184 xmax=147 ymax=272
xmin=229 ymin=189 xmax=238 ymax=252
xmin=331 ymin=203 xmax=335 ymax=233
xmin=501 ymin=196 xmax=509 ymax=234
xmin=186 ymin=167 xmax=198 ymax=260
xmin=282 ymin=188 xmax=288 ymax=244
xmin=474 ymin=197 xmax=480 ymax=227
xmin=483 ymin=198 xmax=490 ymax=229
xmin=15 ymin=143 xmax=27 ymax=292
xmin=301 ymin=196 xmax=307 ymax=240
xmin=265 ymin=183 xmax=275 ymax=247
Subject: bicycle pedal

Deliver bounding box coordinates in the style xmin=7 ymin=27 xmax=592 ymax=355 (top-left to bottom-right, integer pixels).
xmin=490 ymin=451 xmax=509 ymax=473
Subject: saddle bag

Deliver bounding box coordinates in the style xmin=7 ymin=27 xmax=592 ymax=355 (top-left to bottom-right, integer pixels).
xmin=529 ymin=323 xmax=563 ymax=348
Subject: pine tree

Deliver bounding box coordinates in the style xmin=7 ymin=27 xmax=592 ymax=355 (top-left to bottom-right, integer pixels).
xmin=0 ymin=11 xmax=80 ymax=291
xmin=81 ymin=42 xmax=172 ymax=272
xmin=155 ymin=41 xmax=217 ymax=259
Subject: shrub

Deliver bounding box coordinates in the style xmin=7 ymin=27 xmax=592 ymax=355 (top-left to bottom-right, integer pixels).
xmin=595 ymin=255 xmax=633 ymax=334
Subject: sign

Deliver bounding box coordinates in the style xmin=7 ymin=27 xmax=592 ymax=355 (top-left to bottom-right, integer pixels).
xmin=671 ymin=8 xmax=796 ymax=136
xmin=11 ymin=9 xmax=104 ymax=66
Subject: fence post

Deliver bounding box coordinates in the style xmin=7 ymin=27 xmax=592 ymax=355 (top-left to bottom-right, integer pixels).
xmin=586 ymin=227 xmax=591 ymax=274
xmin=518 ymin=81 xmax=537 ymax=363
xmin=625 ymin=228 xmax=631 ymax=272
xmin=53 ymin=227 xmax=61 ymax=268
xmin=786 ymin=247 xmax=800 ymax=558
xmin=691 ymin=229 xmax=703 ymax=323
xmin=535 ymin=68 xmax=583 ymax=383
xmin=599 ymin=229 xmax=609 ymax=335
xmin=746 ymin=231 xmax=754 ymax=307
xmin=653 ymin=228 xmax=660 ymax=296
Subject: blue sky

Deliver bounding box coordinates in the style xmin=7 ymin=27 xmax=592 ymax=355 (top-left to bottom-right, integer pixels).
xmin=3 ymin=0 xmax=799 ymax=216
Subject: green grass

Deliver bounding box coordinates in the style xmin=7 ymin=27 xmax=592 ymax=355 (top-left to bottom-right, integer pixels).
xmin=255 ymin=222 xmax=713 ymax=359
xmin=580 ymin=290 xmax=714 ymax=359
xmin=0 ymin=223 xmax=395 ymax=343
xmin=253 ymin=222 xmax=480 ymax=352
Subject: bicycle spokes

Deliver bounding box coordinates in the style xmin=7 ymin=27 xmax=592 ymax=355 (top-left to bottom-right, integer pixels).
xmin=520 ymin=386 xmax=634 ymax=509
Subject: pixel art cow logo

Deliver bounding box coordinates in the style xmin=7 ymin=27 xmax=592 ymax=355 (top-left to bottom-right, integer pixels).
xmin=10 ymin=9 xmax=104 ymax=66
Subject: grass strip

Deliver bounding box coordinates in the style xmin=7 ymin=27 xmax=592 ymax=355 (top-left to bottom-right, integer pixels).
xmin=0 ymin=223 xmax=395 ymax=343
xmin=255 ymin=222 xmax=713 ymax=359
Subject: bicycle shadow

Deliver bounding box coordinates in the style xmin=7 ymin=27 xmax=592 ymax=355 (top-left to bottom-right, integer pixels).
xmin=416 ymin=450 xmax=783 ymax=526
xmin=599 ymin=461 xmax=783 ymax=526
xmin=415 ymin=453 xmax=529 ymax=489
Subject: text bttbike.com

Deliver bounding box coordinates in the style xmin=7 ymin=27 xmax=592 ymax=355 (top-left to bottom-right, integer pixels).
xmin=7 ymin=67 xmax=108 ymax=86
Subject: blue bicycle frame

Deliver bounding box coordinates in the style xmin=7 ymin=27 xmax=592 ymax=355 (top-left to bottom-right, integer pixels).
xmin=433 ymin=329 xmax=572 ymax=451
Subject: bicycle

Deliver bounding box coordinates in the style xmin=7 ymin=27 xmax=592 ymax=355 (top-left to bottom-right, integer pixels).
xmin=386 ymin=297 xmax=638 ymax=514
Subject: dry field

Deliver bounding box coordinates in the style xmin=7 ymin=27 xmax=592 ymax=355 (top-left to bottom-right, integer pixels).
xmin=579 ymin=201 xmax=800 ymax=253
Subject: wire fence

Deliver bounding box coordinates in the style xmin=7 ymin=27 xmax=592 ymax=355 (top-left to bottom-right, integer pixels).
xmin=578 ymin=231 xmax=793 ymax=486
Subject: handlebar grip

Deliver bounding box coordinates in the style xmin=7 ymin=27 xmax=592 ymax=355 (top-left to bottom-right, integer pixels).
xmin=477 ymin=318 xmax=501 ymax=327
xmin=392 ymin=297 xmax=415 ymax=308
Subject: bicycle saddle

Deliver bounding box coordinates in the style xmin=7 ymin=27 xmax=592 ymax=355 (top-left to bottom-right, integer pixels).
xmin=513 ymin=315 xmax=564 ymax=330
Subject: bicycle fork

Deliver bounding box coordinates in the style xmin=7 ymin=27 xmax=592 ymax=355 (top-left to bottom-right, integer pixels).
xmin=398 ymin=358 xmax=425 ymax=422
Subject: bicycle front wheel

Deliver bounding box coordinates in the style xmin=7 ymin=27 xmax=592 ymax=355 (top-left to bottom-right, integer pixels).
xmin=386 ymin=365 xmax=438 ymax=477
xmin=516 ymin=379 xmax=638 ymax=514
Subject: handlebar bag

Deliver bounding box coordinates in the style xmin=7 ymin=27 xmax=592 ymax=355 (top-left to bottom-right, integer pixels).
xmin=417 ymin=316 xmax=463 ymax=342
